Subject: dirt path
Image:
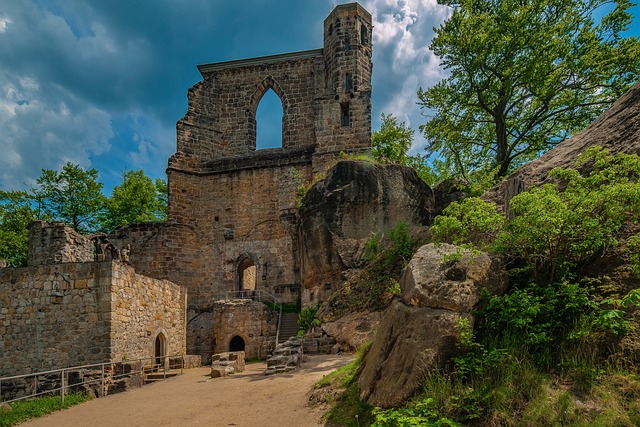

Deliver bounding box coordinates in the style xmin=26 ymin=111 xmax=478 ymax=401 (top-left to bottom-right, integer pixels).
xmin=19 ymin=354 xmax=353 ymax=427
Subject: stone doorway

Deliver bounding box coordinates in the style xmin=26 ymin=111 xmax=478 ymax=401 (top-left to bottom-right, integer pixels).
xmin=229 ymin=335 xmax=246 ymax=352
xmin=236 ymin=254 xmax=257 ymax=295
xmin=155 ymin=333 xmax=166 ymax=367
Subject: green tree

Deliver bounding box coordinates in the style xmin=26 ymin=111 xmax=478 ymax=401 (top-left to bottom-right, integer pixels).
xmin=0 ymin=190 xmax=36 ymax=266
xmin=373 ymin=113 xmax=438 ymax=184
xmin=372 ymin=113 xmax=414 ymax=164
xmin=101 ymin=170 xmax=168 ymax=231
xmin=419 ymin=0 xmax=640 ymax=185
xmin=35 ymin=162 xmax=106 ymax=233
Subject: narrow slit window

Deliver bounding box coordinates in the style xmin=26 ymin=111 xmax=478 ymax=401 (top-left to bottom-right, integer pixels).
xmin=360 ymin=23 xmax=367 ymax=45
xmin=341 ymin=102 xmax=350 ymax=127
xmin=345 ymin=73 xmax=353 ymax=92
xmin=344 ymin=37 xmax=350 ymax=52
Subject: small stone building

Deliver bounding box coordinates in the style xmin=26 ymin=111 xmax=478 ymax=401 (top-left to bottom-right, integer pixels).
xmin=109 ymin=3 xmax=374 ymax=359
xmin=0 ymin=222 xmax=187 ymax=377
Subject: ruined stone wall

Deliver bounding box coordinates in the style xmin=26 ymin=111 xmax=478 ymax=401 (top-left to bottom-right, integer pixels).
xmin=212 ymin=300 xmax=278 ymax=359
xmin=0 ymin=262 xmax=111 ymax=376
xmin=27 ymin=221 xmax=94 ymax=267
xmin=110 ymin=262 xmax=186 ymax=361
xmin=0 ymin=261 xmax=187 ymax=377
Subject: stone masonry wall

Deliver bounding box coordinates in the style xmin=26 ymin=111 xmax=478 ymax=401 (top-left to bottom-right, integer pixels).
xmin=27 ymin=221 xmax=94 ymax=267
xmin=0 ymin=261 xmax=187 ymax=377
xmin=110 ymin=262 xmax=186 ymax=361
xmin=0 ymin=262 xmax=112 ymax=376
xmin=212 ymin=300 xmax=278 ymax=359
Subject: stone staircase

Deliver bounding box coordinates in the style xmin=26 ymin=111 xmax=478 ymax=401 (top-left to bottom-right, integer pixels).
xmin=278 ymin=312 xmax=299 ymax=344
xmin=144 ymin=371 xmax=179 ymax=384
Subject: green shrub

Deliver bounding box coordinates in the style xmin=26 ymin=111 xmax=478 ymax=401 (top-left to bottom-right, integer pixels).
xmin=297 ymin=305 xmax=320 ymax=336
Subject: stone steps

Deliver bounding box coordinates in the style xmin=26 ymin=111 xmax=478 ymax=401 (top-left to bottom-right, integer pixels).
xmin=144 ymin=372 xmax=179 ymax=384
xmin=278 ymin=313 xmax=299 ymax=343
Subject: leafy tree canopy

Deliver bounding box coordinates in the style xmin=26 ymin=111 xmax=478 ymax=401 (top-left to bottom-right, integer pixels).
xmin=0 ymin=190 xmax=36 ymax=266
xmin=419 ymin=0 xmax=640 ymax=187
xmin=101 ymin=170 xmax=168 ymax=231
xmin=35 ymin=162 xmax=106 ymax=233
xmin=372 ymin=113 xmax=438 ymax=185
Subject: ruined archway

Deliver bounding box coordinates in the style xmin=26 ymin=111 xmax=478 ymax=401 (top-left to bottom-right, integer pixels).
xmin=229 ymin=335 xmax=246 ymax=352
xmin=236 ymin=253 xmax=259 ymax=294
xmin=256 ymin=88 xmax=283 ymax=149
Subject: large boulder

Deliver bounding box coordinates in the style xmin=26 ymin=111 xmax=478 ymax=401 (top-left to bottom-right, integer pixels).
xmin=321 ymin=311 xmax=383 ymax=352
xmin=483 ymin=80 xmax=640 ymax=210
xmin=358 ymin=243 xmax=508 ymax=408
xmin=299 ymin=160 xmax=434 ymax=305
xmin=401 ymin=243 xmax=508 ymax=312
xmin=358 ymin=301 xmax=469 ymax=407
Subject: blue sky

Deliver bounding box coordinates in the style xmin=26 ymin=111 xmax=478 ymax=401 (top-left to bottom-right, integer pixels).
xmin=0 ymin=1 xmax=638 ymax=193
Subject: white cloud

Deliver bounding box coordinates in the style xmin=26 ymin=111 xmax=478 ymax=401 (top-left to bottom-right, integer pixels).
xmin=0 ymin=70 xmax=113 ymax=190
xmin=359 ymin=0 xmax=450 ymax=151
xmin=0 ymin=17 xmax=11 ymax=33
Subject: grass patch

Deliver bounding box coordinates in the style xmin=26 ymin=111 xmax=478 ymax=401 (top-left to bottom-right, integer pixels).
xmin=0 ymin=392 xmax=90 ymax=427
xmin=311 ymin=345 xmax=374 ymax=427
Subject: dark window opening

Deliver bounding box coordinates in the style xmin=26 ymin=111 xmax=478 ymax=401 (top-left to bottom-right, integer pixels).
xmin=230 ymin=335 xmax=245 ymax=352
xmin=345 ymin=73 xmax=353 ymax=92
xmin=360 ymin=23 xmax=367 ymax=45
xmin=341 ymin=102 xmax=350 ymax=127
xmin=328 ymin=24 xmax=333 ymax=36
xmin=344 ymin=38 xmax=350 ymax=52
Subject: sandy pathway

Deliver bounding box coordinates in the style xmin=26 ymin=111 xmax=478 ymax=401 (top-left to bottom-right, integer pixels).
xmin=19 ymin=354 xmax=353 ymax=427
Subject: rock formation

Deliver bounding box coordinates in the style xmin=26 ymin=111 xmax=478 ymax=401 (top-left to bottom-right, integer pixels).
xmin=299 ymin=160 xmax=434 ymax=305
xmin=483 ymin=81 xmax=640 ymax=210
xmin=358 ymin=243 xmax=508 ymax=408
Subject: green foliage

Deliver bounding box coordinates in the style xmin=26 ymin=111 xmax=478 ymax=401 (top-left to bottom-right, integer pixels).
xmin=35 ymin=162 xmax=106 ymax=233
xmin=297 ymin=305 xmax=320 ymax=336
xmin=101 ymin=170 xmax=168 ymax=232
xmin=320 ymin=222 xmax=423 ymax=321
xmin=372 ymin=113 xmax=438 ymax=185
xmin=372 ymin=399 xmax=460 ymax=427
xmin=318 ymin=345 xmax=376 ymax=427
xmin=0 ymin=393 xmax=90 ymax=427
xmin=419 ymin=0 xmax=640 ymax=187
xmin=372 ymin=113 xmax=414 ymax=164
xmin=433 ymin=148 xmax=640 ymax=283
xmin=431 ymin=197 xmax=504 ymax=250
xmin=0 ymin=191 xmax=36 ymax=266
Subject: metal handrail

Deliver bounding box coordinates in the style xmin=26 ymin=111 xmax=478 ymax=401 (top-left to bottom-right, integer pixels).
xmin=0 ymin=354 xmax=187 ymax=405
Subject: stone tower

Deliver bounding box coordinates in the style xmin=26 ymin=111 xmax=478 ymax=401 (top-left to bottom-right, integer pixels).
xmin=315 ymin=2 xmax=372 ymax=163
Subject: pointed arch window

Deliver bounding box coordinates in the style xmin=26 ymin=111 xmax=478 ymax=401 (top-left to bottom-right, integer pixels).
xmin=256 ymin=88 xmax=283 ymax=149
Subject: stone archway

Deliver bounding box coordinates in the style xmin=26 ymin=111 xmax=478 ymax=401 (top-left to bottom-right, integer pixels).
xmin=229 ymin=335 xmax=246 ymax=352
xmin=154 ymin=332 xmax=166 ymax=367
xmin=236 ymin=253 xmax=259 ymax=294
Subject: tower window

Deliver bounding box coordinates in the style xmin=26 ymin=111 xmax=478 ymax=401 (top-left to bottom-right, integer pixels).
xmin=360 ymin=23 xmax=367 ymax=45
xmin=341 ymin=102 xmax=350 ymax=127
xmin=345 ymin=73 xmax=353 ymax=92
xmin=344 ymin=38 xmax=350 ymax=52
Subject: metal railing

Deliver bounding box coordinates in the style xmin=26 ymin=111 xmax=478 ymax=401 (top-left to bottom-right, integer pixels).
xmin=0 ymin=354 xmax=187 ymax=405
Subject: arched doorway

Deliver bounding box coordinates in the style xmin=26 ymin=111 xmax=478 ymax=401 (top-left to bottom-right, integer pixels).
xmin=154 ymin=333 xmax=166 ymax=367
xmin=236 ymin=254 xmax=258 ymax=296
xmin=229 ymin=335 xmax=246 ymax=352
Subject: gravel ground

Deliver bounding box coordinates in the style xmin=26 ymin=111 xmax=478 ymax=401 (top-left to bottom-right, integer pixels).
xmin=18 ymin=354 xmax=354 ymax=427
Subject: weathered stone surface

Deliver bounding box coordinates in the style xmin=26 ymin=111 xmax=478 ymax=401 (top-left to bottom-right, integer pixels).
xmin=483 ymin=80 xmax=640 ymax=211
xmin=358 ymin=300 xmax=469 ymax=408
xmin=358 ymin=243 xmax=508 ymax=408
xmin=299 ymin=160 xmax=434 ymax=305
xmin=321 ymin=311 xmax=382 ymax=352
xmin=265 ymin=336 xmax=303 ymax=375
xmin=212 ymin=300 xmax=278 ymax=360
xmin=210 ymin=351 xmax=245 ymax=377
xmin=0 ymin=260 xmax=187 ymax=377
xmin=401 ymin=243 xmax=508 ymax=312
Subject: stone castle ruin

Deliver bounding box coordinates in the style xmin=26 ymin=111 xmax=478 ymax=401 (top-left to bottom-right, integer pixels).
xmin=0 ymin=3 xmax=374 ymax=372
